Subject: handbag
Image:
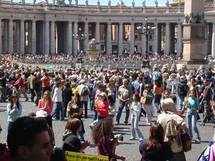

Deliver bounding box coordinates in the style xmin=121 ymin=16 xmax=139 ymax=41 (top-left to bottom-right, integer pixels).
xmin=180 ymin=130 xmax=192 ymax=152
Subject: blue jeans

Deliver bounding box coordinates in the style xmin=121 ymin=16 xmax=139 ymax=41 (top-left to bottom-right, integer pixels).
xmin=82 ymin=101 xmax=88 ymax=117
xmin=130 ymin=113 xmax=144 ymax=140
xmin=187 ymin=111 xmax=200 ymax=140
xmin=116 ymin=101 xmax=130 ymax=124
xmin=178 ymin=95 xmax=185 ymax=110
xmin=52 ymin=102 xmax=64 ymax=120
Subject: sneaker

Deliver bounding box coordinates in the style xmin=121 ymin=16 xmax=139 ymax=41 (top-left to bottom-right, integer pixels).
xmin=139 ymin=138 xmax=144 ymax=142
xmin=129 ymin=137 xmax=136 ymax=140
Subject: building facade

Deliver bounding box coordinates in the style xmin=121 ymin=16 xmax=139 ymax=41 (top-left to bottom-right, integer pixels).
xmin=0 ymin=0 xmax=215 ymax=56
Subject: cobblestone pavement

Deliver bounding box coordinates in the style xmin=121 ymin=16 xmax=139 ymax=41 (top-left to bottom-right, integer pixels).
xmin=0 ymin=98 xmax=214 ymax=161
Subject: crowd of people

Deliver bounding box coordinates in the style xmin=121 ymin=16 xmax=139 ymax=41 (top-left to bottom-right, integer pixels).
xmin=0 ymin=53 xmax=215 ymax=161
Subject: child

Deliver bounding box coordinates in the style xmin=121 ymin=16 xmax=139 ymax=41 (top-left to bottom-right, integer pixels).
xmin=96 ymin=92 xmax=109 ymax=120
xmin=130 ymin=94 xmax=144 ymax=141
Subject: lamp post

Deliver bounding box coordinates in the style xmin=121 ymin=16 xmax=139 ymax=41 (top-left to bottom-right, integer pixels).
xmin=73 ymin=27 xmax=88 ymax=54
xmin=136 ymin=18 xmax=156 ymax=55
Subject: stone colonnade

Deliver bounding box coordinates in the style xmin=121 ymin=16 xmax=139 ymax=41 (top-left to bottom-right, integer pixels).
xmin=0 ymin=19 xmax=188 ymax=56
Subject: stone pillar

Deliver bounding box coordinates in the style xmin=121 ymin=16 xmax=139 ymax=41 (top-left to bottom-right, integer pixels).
xmin=106 ymin=22 xmax=112 ymax=54
xmin=118 ymin=22 xmax=123 ymax=55
xmin=130 ymin=22 xmax=135 ymax=55
xmin=44 ymin=21 xmax=49 ymax=55
xmin=0 ymin=19 xmax=2 ymax=54
xmin=95 ymin=22 xmax=100 ymax=51
xmin=20 ymin=20 xmax=25 ymax=54
xmin=8 ymin=19 xmax=13 ymax=53
xmin=84 ymin=22 xmax=89 ymax=51
xmin=67 ymin=21 xmax=73 ymax=54
xmin=50 ymin=21 xmax=55 ymax=54
xmin=165 ymin=22 xmax=170 ymax=55
xmin=212 ymin=23 xmax=215 ymax=58
xmin=177 ymin=23 xmax=182 ymax=57
xmin=153 ymin=23 xmax=159 ymax=54
xmin=73 ymin=21 xmax=78 ymax=54
xmin=31 ymin=20 xmax=36 ymax=54
xmin=141 ymin=23 xmax=147 ymax=55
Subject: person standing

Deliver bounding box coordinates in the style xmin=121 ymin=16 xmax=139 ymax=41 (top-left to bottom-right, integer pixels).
xmin=116 ymin=79 xmax=132 ymax=125
xmin=41 ymin=73 xmax=51 ymax=94
xmin=184 ymin=90 xmax=201 ymax=144
xmin=27 ymin=72 xmax=36 ymax=102
xmin=141 ymin=84 xmax=154 ymax=125
xmin=130 ymin=94 xmax=144 ymax=141
xmin=7 ymin=93 xmax=22 ymax=132
xmin=52 ymin=82 xmax=64 ymax=121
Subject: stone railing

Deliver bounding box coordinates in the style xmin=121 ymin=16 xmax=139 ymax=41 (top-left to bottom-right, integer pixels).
xmin=0 ymin=1 xmax=185 ymax=14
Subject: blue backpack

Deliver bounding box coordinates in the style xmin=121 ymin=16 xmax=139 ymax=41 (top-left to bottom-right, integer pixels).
xmin=197 ymin=141 xmax=214 ymax=161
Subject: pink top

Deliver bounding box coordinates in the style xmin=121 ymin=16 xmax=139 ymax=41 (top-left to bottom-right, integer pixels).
xmin=38 ymin=99 xmax=53 ymax=116
xmin=210 ymin=143 xmax=215 ymax=161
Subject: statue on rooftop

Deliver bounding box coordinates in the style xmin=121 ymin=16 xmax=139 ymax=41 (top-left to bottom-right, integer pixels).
xmin=142 ymin=0 xmax=146 ymax=8
xmin=132 ymin=0 xmax=135 ymax=8
xmin=108 ymin=0 xmax=111 ymax=8
xmin=85 ymin=0 xmax=88 ymax=6
xmin=75 ymin=0 xmax=78 ymax=6
xmin=155 ymin=0 xmax=158 ymax=7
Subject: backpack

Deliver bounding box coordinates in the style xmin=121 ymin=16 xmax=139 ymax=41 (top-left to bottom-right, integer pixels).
xmin=81 ymin=86 xmax=89 ymax=96
xmin=197 ymin=141 xmax=214 ymax=161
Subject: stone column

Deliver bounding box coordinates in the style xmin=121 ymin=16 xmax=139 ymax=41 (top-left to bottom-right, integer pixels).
xmin=95 ymin=22 xmax=100 ymax=51
xmin=73 ymin=21 xmax=78 ymax=54
xmin=31 ymin=20 xmax=36 ymax=54
xmin=165 ymin=22 xmax=170 ymax=55
xmin=177 ymin=23 xmax=182 ymax=57
xmin=84 ymin=22 xmax=89 ymax=51
xmin=50 ymin=21 xmax=55 ymax=54
xmin=212 ymin=23 xmax=215 ymax=58
xmin=153 ymin=23 xmax=159 ymax=54
xmin=8 ymin=19 xmax=13 ymax=53
xmin=130 ymin=22 xmax=135 ymax=55
xmin=20 ymin=20 xmax=25 ymax=54
xmin=0 ymin=19 xmax=2 ymax=54
xmin=44 ymin=21 xmax=49 ymax=55
xmin=141 ymin=23 xmax=147 ymax=55
xmin=118 ymin=22 xmax=123 ymax=55
xmin=106 ymin=22 xmax=112 ymax=54
xmin=67 ymin=21 xmax=73 ymax=54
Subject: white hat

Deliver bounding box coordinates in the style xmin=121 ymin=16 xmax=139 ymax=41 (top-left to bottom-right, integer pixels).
xmin=36 ymin=110 xmax=48 ymax=118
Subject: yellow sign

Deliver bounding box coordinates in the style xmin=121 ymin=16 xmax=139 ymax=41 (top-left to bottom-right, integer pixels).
xmin=65 ymin=151 xmax=108 ymax=161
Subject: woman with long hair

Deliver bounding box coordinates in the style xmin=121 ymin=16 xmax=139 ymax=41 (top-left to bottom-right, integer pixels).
xmin=92 ymin=117 xmax=125 ymax=161
xmin=37 ymin=90 xmax=53 ymax=127
xmin=7 ymin=93 xmax=22 ymax=132
xmin=139 ymin=123 xmax=172 ymax=161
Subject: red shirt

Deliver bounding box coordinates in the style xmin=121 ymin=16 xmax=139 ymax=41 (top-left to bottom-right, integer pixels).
xmin=41 ymin=76 xmax=50 ymax=88
xmin=97 ymin=100 xmax=109 ymax=117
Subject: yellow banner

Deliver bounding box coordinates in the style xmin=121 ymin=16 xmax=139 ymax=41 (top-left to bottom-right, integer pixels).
xmin=65 ymin=151 xmax=108 ymax=161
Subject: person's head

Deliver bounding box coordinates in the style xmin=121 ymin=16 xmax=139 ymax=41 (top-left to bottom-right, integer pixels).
xmin=133 ymin=94 xmax=140 ymax=102
xmin=9 ymin=92 xmax=19 ymax=104
xmin=62 ymin=134 xmax=81 ymax=152
xmin=43 ymin=91 xmax=51 ymax=102
xmin=72 ymin=93 xmax=80 ymax=104
xmin=92 ymin=117 xmax=114 ymax=145
xmin=99 ymin=92 xmax=107 ymax=101
xmin=122 ymin=79 xmax=129 ymax=86
xmin=160 ymin=98 xmax=177 ymax=113
xmin=189 ymin=89 xmax=196 ymax=98
xmin=144 ymin=84 xmax=151 ymax=91
xmin=7 ymin=116 xmax=53 ymax=161
xmin=65 ymin=118 xmax=82 ymax=135
xmin=148 ymin=123 xmax=164 ymax=147
xmin=163 ymin=90 xmax=171 ymax=99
